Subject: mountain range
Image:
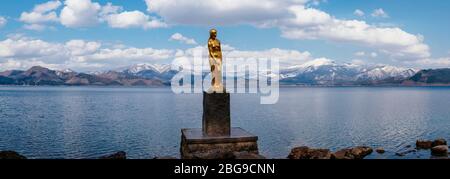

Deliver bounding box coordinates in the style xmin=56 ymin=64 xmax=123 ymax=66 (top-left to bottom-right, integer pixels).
xmin=0 ymin=62 xmax=449 ymax=86
xmin=279 ymin=59 xmax=418 ymax=86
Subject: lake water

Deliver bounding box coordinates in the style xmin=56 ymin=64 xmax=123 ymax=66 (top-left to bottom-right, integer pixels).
xmin=0 ymin=86 xmax=449 ymax=159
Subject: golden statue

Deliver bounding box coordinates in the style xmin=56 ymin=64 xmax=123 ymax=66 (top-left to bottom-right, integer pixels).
xmin=207 ymin=29 xmax=224 ymax=93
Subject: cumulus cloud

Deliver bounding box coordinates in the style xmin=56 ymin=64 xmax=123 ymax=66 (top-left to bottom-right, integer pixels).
xmin=354 ymin=9 xmax=365 ymax=17
xmin=0 ymin=34 xmax=315 ymax=71
xmin=278 ymin=6 xmax=429 ymax=60
xmin=0 ymin=35 xmax=175 ymax=71
xmin=173 ymin=44 xmax=312 ymax=69
xmin=105 ymin=10 xmax=167 ymax=29
xmin=371 ymin=8 xmax=389 ymax=18
xmin=145 ymin=0 xmax=302 ymax=25
xmin=144 ymin=1 xmax=429 ymax=61
xmin=65 ymin=40 xmax=101 ymax=56
xmin=310 ymin=0 xmax=326 ymax=6
xmin=19 ymin=0 xmax=61 ymax=30
xmin=410 ymin=58 xmax=450 ymax=69
xmin=60 ymin=0 xmax=101 ymax=28
xmin=370 ymin=52 xmax=378 ymax=58
xmin=354 ymin=51 xmax=378 ymax=58
xmin=354 ymin=51 xmax=365 ymax=56
xmin=58 ymin=0 xmax=166 ymax=29
xmin=169 ymin=33 xmax=197 ymax=45
xmin=0 ymin=16 xmax=6 ymax=28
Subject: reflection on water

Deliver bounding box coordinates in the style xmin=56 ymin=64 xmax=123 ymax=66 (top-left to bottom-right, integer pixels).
xmin=0 ymin=86 xmax=449 ymax=159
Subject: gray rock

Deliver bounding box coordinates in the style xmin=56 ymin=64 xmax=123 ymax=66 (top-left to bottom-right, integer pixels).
xmin=416 ymin=140 xmax=433 ymax=149
xmin=432 ymin=138 xmax=447 ymax=147
xmin=376 ymin=147 xmax=385 ymax=154
xmin=395 ymin=149 xmax=416 ymax=157
xmin=288 ymin=146 xmax=332 ymax=159
xmin=0 ymin=151 xmax=27 ymax=159
xmin=431 ymin=145 xmax=448 ymax=157
xmin=332 ymin=146 xmax=373 ymax=159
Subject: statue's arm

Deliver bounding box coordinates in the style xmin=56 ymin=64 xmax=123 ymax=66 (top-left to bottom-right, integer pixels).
xmin=208 ymin=40 xmax=213 ymax=57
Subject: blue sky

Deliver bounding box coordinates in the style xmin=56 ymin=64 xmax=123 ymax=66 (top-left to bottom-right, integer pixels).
xmin=0 ymin=0 xmax=449 ymax=71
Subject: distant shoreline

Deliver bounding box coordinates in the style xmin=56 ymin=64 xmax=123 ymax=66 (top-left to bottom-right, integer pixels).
xmin=1 ymin=84 xmax=450 ymax=88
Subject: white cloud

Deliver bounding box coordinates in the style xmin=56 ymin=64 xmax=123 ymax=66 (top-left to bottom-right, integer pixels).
xmin=105 ymin=11 xmax=167 ymax=29
xmin=24 ymin=24 xmax=49 ymax=31
xmin=145 ymin=0 xmax=303 ymax=25
xmin=278 ymin=6 xmax=429 ymax=60
xmin=370 ymin=52 xmax=378 ymax=58
xmin=169 ymin=33 xmax=197 ymax=45
xmin=21 ymin=11 xmax=59 ymax=24
xmin=0 ymin=34 xmax=315 ymax=71
xmin=371 ymin=8 xmax=389 ymax=18
xmin=0 ymin=59 xmax=62 ymax=71
xmin=175 ymin=44 xmax=312 ymax=68
xmin=144 ymin=1 xmax=429 ymax=61
xmin=0 ymin=35 xmax=175 ymax=71
xmin=58 ymin=0 xmax=166 ymax=29
xmin=354 ymin=51 xmax=365 ymax=56
xmin=65 ymin=40 xmax=101 ymax=56
xmin=354 ymin=51 xmax=378 ymax=58
xmin=309 ymin=0 xmax=326 ymax=6
xmin=0 ymin=16 xmax=6 ymax=28
xmin=410 ymin=58 xmax=450 ymax=69
xmin=0 ymin=36 xmax=64 ymax=59
xmin=60 ymin=0 xmax=101 ymax=28
xmin=354 ymin=9 xmax=365 ymax=17
xmin=225 ymin=47 xmax=312 ymax=67
xmin=34 ymin=0 xmax=62 ymax=13
xmin=19 ymin=0 xmax=61 ymax=30
xmin=99 ymin=2 xmax=122 ymax=17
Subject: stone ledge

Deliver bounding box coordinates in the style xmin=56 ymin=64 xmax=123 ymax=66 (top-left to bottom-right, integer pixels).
xmin=180 ymin=128 xmax=259 ymax=159
xmin=182 ymin=128 xmax=258 ymax=144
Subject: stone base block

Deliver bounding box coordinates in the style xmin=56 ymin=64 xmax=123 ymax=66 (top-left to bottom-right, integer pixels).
xmin=181 ymin=128 xmax=259 ymax=159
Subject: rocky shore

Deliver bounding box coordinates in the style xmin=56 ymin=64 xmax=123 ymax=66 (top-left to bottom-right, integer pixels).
xmin=1 ymin=138 xmax=448 ymax=159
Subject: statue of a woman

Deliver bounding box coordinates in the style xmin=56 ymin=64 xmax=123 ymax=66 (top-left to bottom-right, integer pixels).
xmin=207 ymin=29 xmax=224 ymax=93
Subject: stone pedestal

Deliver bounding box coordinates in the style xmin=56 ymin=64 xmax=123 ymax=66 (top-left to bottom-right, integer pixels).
xmin=202 ymin=92 xmax=230 ymax=137
xmin=180 ymin=92 xmax=259 ymax=159
xmin=181 ymin=128 xmax=259 ymax=159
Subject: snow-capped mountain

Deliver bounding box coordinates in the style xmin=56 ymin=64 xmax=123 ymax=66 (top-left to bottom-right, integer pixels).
xmin=56 ymin=68 xmax=76 ymax=77
xmin=20 ymin=61 xmax=416 ymax=86
xmin=357 ymin=66 xmax=417 ymax=80
xmin=115 ymin=64 xmax=177 ymax=82
xmin=112 ymin=62 xmax=417 ymax=85
xmin=280 ymin=59 xmax=417 ymax=85
xmin=117 ymin=64 xmax=172 ymax=74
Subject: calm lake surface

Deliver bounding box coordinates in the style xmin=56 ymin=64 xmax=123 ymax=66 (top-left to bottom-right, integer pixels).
xmin=0 ymin=86 xmax=449 ymax=159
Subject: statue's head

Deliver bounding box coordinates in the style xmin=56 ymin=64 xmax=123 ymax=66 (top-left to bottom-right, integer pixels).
xmin=210 ymin=29 xmax=217 ymax=39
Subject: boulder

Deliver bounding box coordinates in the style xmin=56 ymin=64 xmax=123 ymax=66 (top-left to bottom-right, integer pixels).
xmin=0 ymin=151 xmax=27 ymax=159
xmin=332 ymin=146 xmax=373 ymax=159
xmin=288 ymin=146 xmax=332 ymax=159
xmin=99 ymin=151 xmax=127 ymax=159
xmin=416 ymin=140 xmax=433 ymax=149
xmin=432 ymin=138 xmax=447 ymax=147
xmin=376 ymin=147 xmax=385 ymax=154
xmin=395 ymin=149 xmax=416 ymax=157
xmin=431 ymin=145 xmax=448 ymax=157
